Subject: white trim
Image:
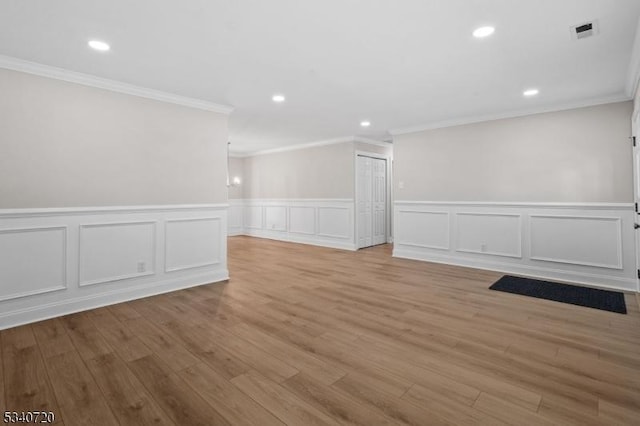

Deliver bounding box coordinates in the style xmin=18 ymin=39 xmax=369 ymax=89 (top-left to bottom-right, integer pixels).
xmin=528 ymin=214 xmax=623 ymax=270
xmin=0 ymin=270 xmax=229 ymax=331
xmin=164 ymin=217 xmax=223 ymax=272
xmin=231 ymin=137 xmax=353 ymax=157
xmin=228 ymin=199 xmax=356 ymax=251
xmin=78 ymin=220 xmax=158 ymax=287
xmin=393 ymin=248 xmax=636 ymax=293
xmin=0 ymin=204 xmax=229 ymax=218
xmin=625 ymin=16 xmax=640 ymax=97
xmin=353 ymin=136 xmax=394 ymax=148
xmin=389 ymin=95 xmax=632 ymax=136
xmin=0 ymin=205 xmax=228 ymax=329
xmin=393 ymin=201 xmax=636 ymax=292
xmin=230 ymin=136 xmax=392 ymax=158
xmin=396 ymin=210 xmax=450 ymax=250
xmin=0 ymin=226 xmax=68 ymax=302
xmin=317 ymin=207 xmax=351 ymax=240
xmin=395 ymin=201 xmax=633 ymax=210
xmin=0 ymin=55 xmax=234 ymax=114
xmin=454 ymin=212 xmax=523 ymax=259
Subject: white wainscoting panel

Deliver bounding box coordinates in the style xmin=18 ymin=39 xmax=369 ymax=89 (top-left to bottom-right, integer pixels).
xmin=228 ymin=202 xmax=244 ymax=236
xmin=165 ymin=218 xmax=222 ymax=272
xmin=245 ymin=205 xmax=263 ymax=230
xmin=393 ymin=201 xmax=636 ymax=291
xmin=79 ymin=221 xmax=156 ymax=286
xmin=395 ymin=210 xmax=449 ymax=250
xmin=0 ymin=205 xmax=228 ymax=330
xmin=265 ymin=206 xmax=287 ymax=232
xmin=456 ymin=213 xmax=522 ymax=258
xmin=228 ymin=200 xmax=356 ymax=250
xmin=530 ymin=215 xmax=622 ymax=269
xmin=318 ymin=207 xmax=351 ymax=239
xmin=0 ymin=226 xmax=67 ymax=301
xmin=289 ymin=207 xmax=316 ymax=235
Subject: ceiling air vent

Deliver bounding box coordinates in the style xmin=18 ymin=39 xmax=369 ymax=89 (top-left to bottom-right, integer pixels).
xmin=571 ymin=20 xmax=598 ymax=40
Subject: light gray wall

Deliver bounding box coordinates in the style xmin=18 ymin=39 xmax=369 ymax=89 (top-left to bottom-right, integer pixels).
xmin=243 ymin=142 xmax=356 ymax=199
xmin=0 ymin=68 xmax=229 ymax=208
xmin=394 ymin=101 xmax=633 ymax=202
xmin=228 ymin=156 xmax=245 ymax=199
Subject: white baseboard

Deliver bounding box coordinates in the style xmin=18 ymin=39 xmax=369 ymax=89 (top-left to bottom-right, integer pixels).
xmin=0 ymin=204 xmax=229 ymax=329
xmin=393 ymin=248 xmax=635 ymax=292
xmin=229 ymin=199 xmax=356 ymax=251
xmin=0 ymin=270 xmax=228 ymax=330
xmin=393 ymin=201 xmax=637 ymax=292
xmin=243 ymin=229 xmax=356 ymax=251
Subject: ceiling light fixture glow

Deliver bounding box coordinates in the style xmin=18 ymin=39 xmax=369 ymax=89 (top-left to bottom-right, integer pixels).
xmin=272 ymin=94 xmax=285 ymax=102
xmin=473 ymin=26 xmax=495 ymax=38
xmin=88 ymin=40 xmax=110 ymax=51
xmin=360 ymin=121 xmax=371 ymax=127
xmin=523 ymin=88 xmax=540 ymax=97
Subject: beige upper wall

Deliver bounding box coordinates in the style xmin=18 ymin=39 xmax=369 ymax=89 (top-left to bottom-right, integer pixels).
xmin=243 ymin=142 xmax=356 ymax=199
xmin=0 ymin=68 xmax=229 ymax=208
xmin=228 ymin=156 xmax=244 ymax=199
xmin=394 ymin=101 xmax=633 ymax=203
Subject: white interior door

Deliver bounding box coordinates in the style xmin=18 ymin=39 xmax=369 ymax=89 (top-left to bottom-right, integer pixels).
xmin=357 ymin=154 xmax=387 ymax=249
xmin=372 ymin=158 xmax=387 ymax=246
xmin=357 ymin=155 xmax=372 ymax=248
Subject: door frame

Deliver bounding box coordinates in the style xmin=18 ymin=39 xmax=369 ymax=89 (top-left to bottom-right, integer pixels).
xmin=354 ymin=150 xmax=392 ymax=249
xmin=632 ymin=102 xmax=640 ymax=293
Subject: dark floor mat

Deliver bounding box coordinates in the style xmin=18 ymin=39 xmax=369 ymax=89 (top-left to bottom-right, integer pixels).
xmin=489 ymin=275 xmax=626 ymax=314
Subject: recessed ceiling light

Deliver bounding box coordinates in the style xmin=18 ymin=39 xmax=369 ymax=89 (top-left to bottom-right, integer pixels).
xmin=523 ymin=88 xmax=540 ymax=97
xmin=473 ymin=26 xmax=495 ymax=38
xmin=360 ymin=121 xmax=371 ymax=127
xmin=272 ymin=94 xmax=285 ymax=102
xmin=88 ymin=40 xmax=110 ymax=51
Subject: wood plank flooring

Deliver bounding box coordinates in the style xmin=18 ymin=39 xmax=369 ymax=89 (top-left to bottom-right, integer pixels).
xmin=2 ymin=235 xmax=640 ymax=425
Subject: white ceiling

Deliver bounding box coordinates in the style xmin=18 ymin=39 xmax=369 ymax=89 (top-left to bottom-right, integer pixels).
xmin=0 ymin=0 xmax=639 ymax=154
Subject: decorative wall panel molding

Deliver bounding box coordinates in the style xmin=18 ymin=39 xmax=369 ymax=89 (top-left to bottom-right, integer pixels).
xmin=395 ymin=210 xmax=450 ymax=250
xmin=79 ymin=221 xmax=156 ymax=286
xmin=529 ymin=215 xmax=623 ymax=269
xmin=228 ymin=199 xmax=356 ymax=250
xmin=228 ymin=204 xmax=244 ymax=236
xmin=393 ymin=201 xmax=636 ymax=292
xmin=0 ymin=226 xmax=68 ymax=302
xmin=0 ymin=205 xmax=228 ymax=330
xmin=165 ymin=217 xmax=222 ymax=272
xmin=455 ymin=212 xmax=522 ymax=258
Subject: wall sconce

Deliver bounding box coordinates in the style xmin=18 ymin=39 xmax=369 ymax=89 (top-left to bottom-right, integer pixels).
xmin=230 ymin=176 xmax=242 ymax=186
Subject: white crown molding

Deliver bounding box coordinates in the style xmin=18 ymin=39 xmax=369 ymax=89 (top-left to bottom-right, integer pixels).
xmin=389 ymin=94 xmax=632 ymax=136
xmin=229 ymin=136 xmax=354 ymax=157
xmin=0 ymin=204 xmax=230 ymax=218
xmin=0 ymin=55 xmax=234 ymax=114
xmin=353 ymin=136 xmax=394 ymax=148
xmin=625 ymin=16 xmax=640 ymax=97
xmin=229 ymin=135 xmax=391 ymax=157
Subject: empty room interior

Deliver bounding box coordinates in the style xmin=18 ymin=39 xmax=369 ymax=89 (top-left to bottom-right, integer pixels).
xmin=2 ymin=1 xmax=640 ymax=425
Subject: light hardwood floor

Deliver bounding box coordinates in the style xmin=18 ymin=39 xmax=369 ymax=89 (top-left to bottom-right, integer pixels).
xmin=2 ymin=235 xmax=640 ymax=425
